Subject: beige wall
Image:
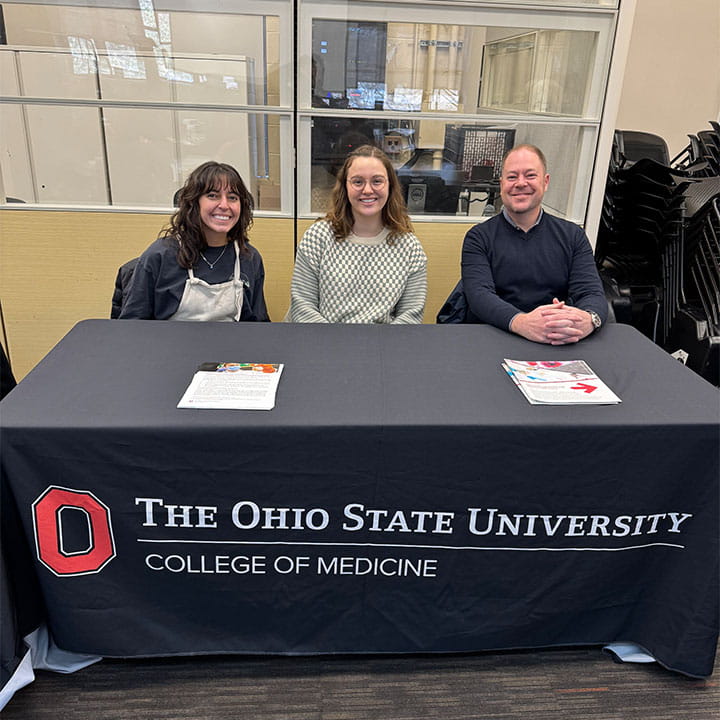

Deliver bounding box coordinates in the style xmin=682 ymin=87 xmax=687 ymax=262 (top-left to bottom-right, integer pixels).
xmin=616 ymin=0 xmax=720 ymax=157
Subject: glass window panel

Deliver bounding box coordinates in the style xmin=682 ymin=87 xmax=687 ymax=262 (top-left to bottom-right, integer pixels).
xmin=105 ymin=109 xmax=280 ymax=209
xmin=310 ymin=116 xmax=510 ymax=216
xmin=0 ymin=104 xmax=34 ymax=203
xmin=311 ymin=19 xmax=599 ymax=118
xmin=310 ymin=116 xmax=592 ymax=222
xmin=15 ymin=48 xmax=99 ymax=100
xmin=176 ymin=110 xmax=254 ymax=190
xmin=0 ymin=1 xmax=289 ymax=211
xmin=98 ymin=49 xmax=173 ymax=103
xmin=469 ymin=0 xmax=617 ymax=5
xmin=24 ymin=105 xmax=108 ymax=204
xmin=1 ymin=3 xmax=279 ymax=106
xmin=480 ymin=30 xmax=597 ymax=116
xmin=2 ymin=103 xmax=283 ymax=209
xmin=357 ymin=0 xmax=617 ymax=5
xmin=103 ymin=107 xmax=177 ymax=205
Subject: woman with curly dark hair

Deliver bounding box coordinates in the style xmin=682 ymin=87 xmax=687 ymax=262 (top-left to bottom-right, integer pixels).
xmin=120 ymin=161 xmax=268 ymax=322
xmin=289 ymin=145 xmax=426 ymax=324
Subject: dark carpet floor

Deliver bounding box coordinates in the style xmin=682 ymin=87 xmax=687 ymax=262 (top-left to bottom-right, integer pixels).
xmin=3 ymin=644 xmax=718 ymax=719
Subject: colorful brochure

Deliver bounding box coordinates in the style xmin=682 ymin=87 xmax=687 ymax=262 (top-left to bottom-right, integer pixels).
xmin=178 ymin=362 xmax=284 ymax=410
xmin=502 ymin=359 xmax=621 ymax=405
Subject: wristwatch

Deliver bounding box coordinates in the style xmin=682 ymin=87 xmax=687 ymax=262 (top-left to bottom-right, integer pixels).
xmin=587 ymin=311 xmax=602 ymax=331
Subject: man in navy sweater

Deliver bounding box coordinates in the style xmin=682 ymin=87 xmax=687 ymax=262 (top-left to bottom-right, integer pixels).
xmin=461 ymin=144 xmax=607 ymax=345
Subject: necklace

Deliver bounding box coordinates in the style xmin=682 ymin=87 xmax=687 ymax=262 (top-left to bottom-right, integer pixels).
xmin=199 ymin=242 xmax=229 ymax=269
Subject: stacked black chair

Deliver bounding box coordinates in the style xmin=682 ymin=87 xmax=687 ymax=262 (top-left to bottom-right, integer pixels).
xmin=598 ymin=125 xmax=720 ymax=385
xmin=613 ymin=129 xmax=670 ymax=165
xmin=665 ymin=180 xmax=720 ymax=385
xmin=696 ymin=130 xmax=720 ymax=174
xmin=670 ymin=120 xmax=719 ymax=176
xmin=596 ymin=131 xmax=692 ymax=344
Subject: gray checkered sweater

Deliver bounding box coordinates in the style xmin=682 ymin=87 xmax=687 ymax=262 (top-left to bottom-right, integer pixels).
xmin=289 ymin=220 xmax=427 ymax=324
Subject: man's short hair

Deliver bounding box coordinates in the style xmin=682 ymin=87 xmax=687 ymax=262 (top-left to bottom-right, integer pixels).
xmin=501 ymin=144 xmax=548 ymax=175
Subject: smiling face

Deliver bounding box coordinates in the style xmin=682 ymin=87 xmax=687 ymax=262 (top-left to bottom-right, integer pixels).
xmin=346 ymin=156 xmax=389 ymax=228
xmin=500 ymin=148 xmax=550 ymax=227
xmin=198 ymin=181 xmax=241 ymax=245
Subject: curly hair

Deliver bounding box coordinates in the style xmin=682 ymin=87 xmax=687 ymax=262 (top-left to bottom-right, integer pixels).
xmin=162 ymin=161 xmax=254 ymax=269
xmin=325 ymin=145 xmax=413 ymax=243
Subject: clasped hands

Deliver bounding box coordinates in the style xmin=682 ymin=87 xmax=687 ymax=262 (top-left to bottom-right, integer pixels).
xmin=510 ymin=298 xmax=593 ymax=345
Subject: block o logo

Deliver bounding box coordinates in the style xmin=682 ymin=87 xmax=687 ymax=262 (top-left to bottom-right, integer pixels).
xmin=33 ymin=486 xmax=116 ymax=576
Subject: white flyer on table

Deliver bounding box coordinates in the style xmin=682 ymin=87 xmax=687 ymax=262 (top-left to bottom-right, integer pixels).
xmin=502 ymin=359 xmax=621 ymax=405
xmin=178 ymin=362 xmax=284 ymax=410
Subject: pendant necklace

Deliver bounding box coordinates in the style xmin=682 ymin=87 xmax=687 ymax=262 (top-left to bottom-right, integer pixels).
xmin=199 ymin=242 xmax=228 ymax=269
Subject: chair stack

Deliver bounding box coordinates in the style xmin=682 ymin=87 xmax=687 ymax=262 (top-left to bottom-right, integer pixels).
xmin=665 ymin=181 xmax=720 ymax=385
xmin=596 ymin=131 xmax=690 ymax=345
xmin=597 ymin=126 xmax=720 ymax=385
xmin=671 ymin=120 xmax=720 ymax=176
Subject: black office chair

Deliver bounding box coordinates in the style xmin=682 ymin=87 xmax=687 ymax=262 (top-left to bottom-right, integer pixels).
xmin=0 ymin=299 xmax=16 ymax=399
xmin=436 ymin=280 xmax=468 ymax=324
xmin=458 ymin=165 xmax=501 ymax=216
xmin=0 ymin=343 xmax=16 ymax=399
xmin=110 ymin=257 xmax=140 ymax=318
xmin=614 ymin=130 xmax=670 ymax=166
xmin=671 ymin=124 xmax=716 ymax=177
xmin=697 ymin=130 xmax=720 ymax=174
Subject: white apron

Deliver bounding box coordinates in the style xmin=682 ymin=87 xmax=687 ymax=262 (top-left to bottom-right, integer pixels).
xmin=169 ymin=241 xmax=244 ymax=322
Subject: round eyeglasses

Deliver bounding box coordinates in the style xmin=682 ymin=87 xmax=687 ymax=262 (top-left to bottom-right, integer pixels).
xmin=347 ymin=177 xmax=388 ymax=190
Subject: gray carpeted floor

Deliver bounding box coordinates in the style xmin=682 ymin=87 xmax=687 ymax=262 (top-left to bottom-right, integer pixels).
xmin=3 ymin=645 xmax=718 ymax=719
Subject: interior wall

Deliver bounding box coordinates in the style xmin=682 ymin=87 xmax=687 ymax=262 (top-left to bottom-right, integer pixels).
xmin=615 ymin=0 xmax=720 ymax=157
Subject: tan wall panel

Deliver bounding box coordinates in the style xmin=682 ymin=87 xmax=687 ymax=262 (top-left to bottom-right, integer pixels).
xmin=418 ymin=222 xmax=470 ymax=323
xmin=251 ymin=218 xmax=295 ymax=323
xmin=0 ymin=211 xmax=294 ymax=380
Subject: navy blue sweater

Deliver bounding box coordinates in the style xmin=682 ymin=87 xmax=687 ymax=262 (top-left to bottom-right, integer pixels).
xmin=119 ymin=236 xmax=269 ymax=322
xmin=461 ymin=212 xmax=607 ymax=330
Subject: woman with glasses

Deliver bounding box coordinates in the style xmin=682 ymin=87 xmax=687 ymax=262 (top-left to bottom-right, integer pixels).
xmin=288 ymin=145 xmax=427 ymax=324
xmin=120 ymin=161 xmax=268 ymax=322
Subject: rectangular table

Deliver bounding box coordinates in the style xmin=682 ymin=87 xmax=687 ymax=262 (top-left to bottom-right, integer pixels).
xmin=1 ymin=320 xmax=718 ymax=687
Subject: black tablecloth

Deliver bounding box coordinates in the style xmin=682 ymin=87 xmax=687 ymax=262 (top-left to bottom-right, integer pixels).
xmin=1 ymin=320 xmax=718 ymax=681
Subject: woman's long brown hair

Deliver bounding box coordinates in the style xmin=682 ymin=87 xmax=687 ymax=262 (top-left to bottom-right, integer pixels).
xmin=162 ymin=161 xmax=254 ymax=269
xmin=326 ymin=145 xmax=413 ymax=242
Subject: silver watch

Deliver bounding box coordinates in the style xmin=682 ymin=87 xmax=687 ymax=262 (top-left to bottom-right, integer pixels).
xmin=588 ymin=311 xmax=602 ymax=331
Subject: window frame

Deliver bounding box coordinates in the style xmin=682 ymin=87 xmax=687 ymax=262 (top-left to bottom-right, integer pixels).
xmin=298 ymin=0 xmax=618 ymax=224
xmin=0 ymin=0 xmax=295 ymax=215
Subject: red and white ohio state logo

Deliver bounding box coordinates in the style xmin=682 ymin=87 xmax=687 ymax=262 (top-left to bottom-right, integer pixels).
xmin=32 ymin=486 xmax=116 ymax=576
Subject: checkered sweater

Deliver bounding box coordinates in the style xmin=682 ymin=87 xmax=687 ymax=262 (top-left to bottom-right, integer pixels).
xmin=289 ymin=220 xmax=427 ymax=324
